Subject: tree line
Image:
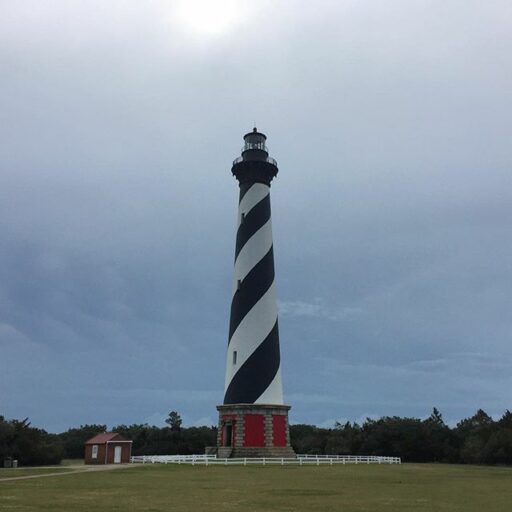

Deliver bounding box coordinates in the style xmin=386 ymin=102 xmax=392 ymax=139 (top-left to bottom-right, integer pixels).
xmin=0 ymin=416 xmax=63 ymax=466
xmin=1 ymin=409 xmax=511 ymax=466
xmin=291 ymin=409 xmax=512 ymax=465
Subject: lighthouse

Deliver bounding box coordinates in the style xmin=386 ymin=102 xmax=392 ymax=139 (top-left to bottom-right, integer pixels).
xmin=216 ymin=129 xmax=295 ymax=458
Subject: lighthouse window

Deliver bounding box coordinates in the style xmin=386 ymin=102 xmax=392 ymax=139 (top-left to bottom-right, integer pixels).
xmin=232 ymin=351 xmax=237 ymax=365
xmin=241 ymin=212 xmax=245 ymax=223
xmin=237 ymin=279 xmax=242 ymax=290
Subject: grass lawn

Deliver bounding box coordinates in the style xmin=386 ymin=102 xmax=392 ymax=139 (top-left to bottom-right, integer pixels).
xmin=0 ymin=467 xmax=75 ymax=478
xmin=1 ymin=463 xmax=511 ymax=511
xmin=60 ymin=459 xmax=85 ymax=466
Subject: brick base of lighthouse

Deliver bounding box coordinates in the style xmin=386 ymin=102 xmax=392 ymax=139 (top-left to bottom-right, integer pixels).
xmin=216 ymin=404 xmax=295 ymax=458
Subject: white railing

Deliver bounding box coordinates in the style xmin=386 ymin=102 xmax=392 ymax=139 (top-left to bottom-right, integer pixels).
xmin=232 ymin=156 xmax=278 ymax=167
xmin=131 ymin=455 xmax=217 ymax=464
xmin=130 ymin=454 xmax=401 ymax=466
xmin=242 ymin=142 xmax=268 ymax=153
xmin=296 ymin=454 xmax=401 ymax=464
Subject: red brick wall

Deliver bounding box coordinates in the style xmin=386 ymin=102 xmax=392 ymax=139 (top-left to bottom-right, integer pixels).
xmin=122 ymin=443 xmax=132 ymax=463
xmin=106 ymin=443 xmax=132 ymax=463
xmin=272 ymin=415 xmax=287 ymax=447
xmin=84 ymin=443 xmax=107 ymax=465
xmin=244 ymin=414 xmax=265 ymax=447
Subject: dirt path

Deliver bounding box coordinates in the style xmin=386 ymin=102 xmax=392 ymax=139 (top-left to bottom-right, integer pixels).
xmin=0 ymin=464 xmax=132 ymax=483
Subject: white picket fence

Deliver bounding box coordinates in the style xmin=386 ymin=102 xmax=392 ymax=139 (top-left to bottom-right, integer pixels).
xmin=130 ymin=454 xmax=401 ymax=466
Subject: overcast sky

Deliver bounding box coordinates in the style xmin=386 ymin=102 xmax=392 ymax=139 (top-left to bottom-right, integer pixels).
xmin=1 ymin=0 xmax=511 ymax=433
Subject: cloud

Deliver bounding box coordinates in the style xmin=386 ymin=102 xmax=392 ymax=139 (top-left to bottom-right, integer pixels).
xmin=0 ymin=0 xmax=511 ymax=432
xmin=0 ymin=323 xmax=32 ymax=345
xmin=142 ymin=412 xmax=167 ymax=427
xmin=278 ymin=299 xmax=362 ymax=321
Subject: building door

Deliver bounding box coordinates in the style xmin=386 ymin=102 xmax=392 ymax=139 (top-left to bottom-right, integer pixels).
xmin=114 ymin=446 xmax=122 ymax=464
xmin=224 ymin=424 xmax=233 ymax=447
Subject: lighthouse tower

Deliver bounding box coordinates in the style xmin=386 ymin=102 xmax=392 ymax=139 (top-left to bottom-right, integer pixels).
xmin=216 ymin=129 xmax=295 ymax=458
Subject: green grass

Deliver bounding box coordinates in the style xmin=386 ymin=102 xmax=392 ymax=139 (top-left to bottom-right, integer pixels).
xmin=1 ymin=463 xmax=511 ymax=511
xmin=60 ymin=459 xmax=85 ymax=466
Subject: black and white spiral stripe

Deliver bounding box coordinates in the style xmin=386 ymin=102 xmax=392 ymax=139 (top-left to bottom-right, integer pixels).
xmin=223 ymin=182 xmax=283 ymax=405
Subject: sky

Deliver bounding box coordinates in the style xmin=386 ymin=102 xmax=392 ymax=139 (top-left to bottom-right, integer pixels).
xmin=1 ymin=0 xmax=511 ymax=433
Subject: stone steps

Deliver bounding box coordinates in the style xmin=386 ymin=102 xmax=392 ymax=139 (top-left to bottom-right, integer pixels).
xmin=230 ymin=447 xmax=296 ymax=458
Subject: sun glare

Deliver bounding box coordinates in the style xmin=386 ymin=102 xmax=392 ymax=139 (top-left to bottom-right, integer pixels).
xmin=174 ymin=0 xmax=246 ymax=36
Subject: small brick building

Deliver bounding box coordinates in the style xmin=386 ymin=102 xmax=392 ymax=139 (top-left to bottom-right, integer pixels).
xmin=84 ymin=433 xmax=132 ymax=465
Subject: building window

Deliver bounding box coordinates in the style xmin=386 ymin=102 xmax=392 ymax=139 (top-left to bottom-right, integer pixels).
xmin=232 ymin=351 xmax=237 ymax=365
xmin=92 ymin=445 xmax=98 ymax=459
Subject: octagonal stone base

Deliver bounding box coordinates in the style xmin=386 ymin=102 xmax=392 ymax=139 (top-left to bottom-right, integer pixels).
xmin=216 ymin=404 xmax=296 ymax=458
